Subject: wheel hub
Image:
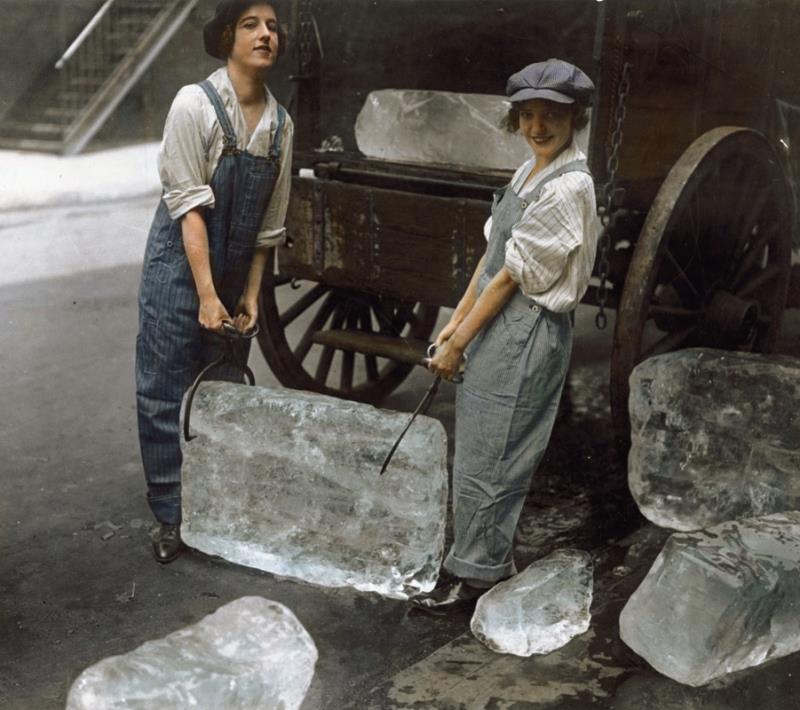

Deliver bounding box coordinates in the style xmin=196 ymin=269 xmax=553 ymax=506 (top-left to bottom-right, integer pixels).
xmin=700 ymin=290 xmax=760 ymax=346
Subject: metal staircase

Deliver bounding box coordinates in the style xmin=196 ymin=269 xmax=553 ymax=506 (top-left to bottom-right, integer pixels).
xmin=0 ymin=0 xmax=198 ymax=155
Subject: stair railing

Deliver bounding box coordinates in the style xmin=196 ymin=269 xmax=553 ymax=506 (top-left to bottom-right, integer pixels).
xmin=55 ymin=0 xmax=116 ymax=71
xmin=47 ymin=0 xmax=199 ymax=154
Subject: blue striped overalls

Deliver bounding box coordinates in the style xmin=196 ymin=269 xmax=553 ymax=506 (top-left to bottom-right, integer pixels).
xmin=135 ymin=80 xmax=286 ymax=525
xmin=443 ymin=160 xmax=591 ymax=584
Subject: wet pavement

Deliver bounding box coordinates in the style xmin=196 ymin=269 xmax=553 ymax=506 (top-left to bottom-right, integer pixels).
xmin=2 ymin=197 xmax=800 ymax=709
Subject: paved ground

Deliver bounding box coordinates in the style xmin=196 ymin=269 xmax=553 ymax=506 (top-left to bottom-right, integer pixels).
xmin=0 ymin=197 xmax=468 ymax=708
xmin=2 ymin=176 xmax=800 ymax=708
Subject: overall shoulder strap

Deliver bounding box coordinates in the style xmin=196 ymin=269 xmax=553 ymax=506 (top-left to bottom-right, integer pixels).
xmin=268 ymin=104 xmax=287 ymax=160
xmin=530 ymin=159 xmax=592 ymax=202
xmin=197 ymin=80 xmax=238 ymax=151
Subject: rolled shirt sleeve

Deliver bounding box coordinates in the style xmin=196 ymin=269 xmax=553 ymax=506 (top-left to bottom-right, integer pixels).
xmin=158 ymin=86 xmax=216 ymax=220
xmin=483 ymin=214 xmax=493 ymax=241
xmin=255 ymin=116 xmax=294 ymax=248
xmin=504 ymin=174 xmax=593 ymax=298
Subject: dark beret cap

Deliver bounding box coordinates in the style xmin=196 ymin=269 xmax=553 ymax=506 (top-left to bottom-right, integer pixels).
xmin=506 ymin=59 xmax=595 ymax=105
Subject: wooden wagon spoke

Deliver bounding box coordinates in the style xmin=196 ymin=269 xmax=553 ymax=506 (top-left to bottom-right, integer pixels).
xmin=682 ymin=247 xmax=708 ymax=295
xmin=279 ymin=283 xmax=328 ymax=327
xmin=689 ymin=233 xmax=709 ymax=293
xmin=736 ymin=264 xmax=784 ymax=298
xmin=721 ymin=159 xmax=758 ymax=229
xmin=736 ymin=186 xmax=771 ymax=246
xmin=731 ymin=225 xmax=774 ymax=287
xmin=293 ymin=294 xmax=336 ymax=361
xmin=313 ymin=305 xmax=346 ymax=383
xmin=670 ymin=194 xmax=713 ymax=292
xmin=640 ymin=325 xmax=696 ymax=362
xmin=314 ymin=345 xmax=335 ymax=383
xmin=687 ymin=187 xmax=702 ymax=236
xmin=340 ymin=350 xmax=355 ymax=392
xmin=356 ymin=305 xmax=381 ymax=382
xmin=373 ymin=308 xmax=392 ymax=334
xmin=340 ymin=311 xmax=358 ymax=392
xmin=362 ymin=295 xmax=390 ymax=334
xmin=389 ymin=309 xmax=409 ymax=335
xmin=663 ymin=248 xmax=702 ymax=298
xmin=364 ymin=354 xmax=380 ymax=382
xmin=375 ymin=303 xmax=405 ymax=337
xmin=336 ymin=294 xmax=358 ymax=322
xmin=405 ymin=308 xmax=423 ymax=333
xmin=685 ymin=191 xmax=709 ymax=288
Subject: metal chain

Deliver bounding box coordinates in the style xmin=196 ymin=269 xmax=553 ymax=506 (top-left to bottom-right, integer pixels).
xmin=297 ymin=0 xmax=315 ymax=73
xmin=595 ymin=60 xmax=632 ymax=330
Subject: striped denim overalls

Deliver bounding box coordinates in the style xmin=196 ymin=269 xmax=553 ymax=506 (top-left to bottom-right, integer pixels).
xmin=135 ymin=80 xmax=286 ymax=525
xmin=443 ymin=160 xmax=591 ymax=584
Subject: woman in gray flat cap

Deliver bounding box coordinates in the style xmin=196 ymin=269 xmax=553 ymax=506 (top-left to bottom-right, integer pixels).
xmin=135 ymin=0 xmax=292 ymax=563
xmin=413 ymin=58 xmax=597 ymax=613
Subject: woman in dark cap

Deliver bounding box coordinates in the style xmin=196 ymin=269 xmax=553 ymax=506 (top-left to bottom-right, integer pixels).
xmin=413 ymin=59 xmax=597 ymax=613
xmin=135 ymin=1 xmax=292 ymax=562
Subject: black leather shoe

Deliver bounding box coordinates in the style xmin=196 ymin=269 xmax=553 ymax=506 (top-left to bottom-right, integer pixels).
xmin=410 ymin=579 xmax=488 ymax=615
xmin=151 ymin=523 xmax=184 ymax=564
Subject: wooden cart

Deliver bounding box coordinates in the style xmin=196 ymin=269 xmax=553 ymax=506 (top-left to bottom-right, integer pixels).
xmin=256 ymin=0 xmax=799 ymax=444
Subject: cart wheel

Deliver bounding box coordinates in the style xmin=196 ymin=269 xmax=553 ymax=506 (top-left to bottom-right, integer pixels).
xmin=611 ymin=127 xmax=792 ymax=450
xmin=257 ymin=248 xmax=439 ymax=403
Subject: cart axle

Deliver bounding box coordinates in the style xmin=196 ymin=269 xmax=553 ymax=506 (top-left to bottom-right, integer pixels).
xmin=311 ymin=329 xmax=429 ymax=367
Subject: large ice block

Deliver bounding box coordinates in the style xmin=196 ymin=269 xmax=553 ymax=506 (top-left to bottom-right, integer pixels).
xmin=66 ymin=596 xmax=317 ymax=709
xmin=181 ymin=383 xmax=449 ymax=599
xmin=470 ymin=549 xmax=593 ymax=656
xmin=620 ymin=512 xmax=800 ymax=686
xmin=355 ymin=90 xmax=591 ymax=172
xmin=629 ymin=348 xmax=800 ymax=531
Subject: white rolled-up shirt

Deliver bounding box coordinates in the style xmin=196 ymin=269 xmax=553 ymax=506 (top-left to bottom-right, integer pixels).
xmin=157 ymin=66 xmax=294 ymax=248
xmin=484 ymin=144 xmax=599 ymax=313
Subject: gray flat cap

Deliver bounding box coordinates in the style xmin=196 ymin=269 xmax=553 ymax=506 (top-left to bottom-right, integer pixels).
xmin=506 ymin=59 xmax=595 ymax=105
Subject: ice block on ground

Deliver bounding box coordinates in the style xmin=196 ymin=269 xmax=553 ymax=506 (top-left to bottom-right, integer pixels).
xmin=66 ymin=596 xmax=317 ymax=709
xmin=470 ymin=549 xmax=593 ymax=656
xmin=629 ymin=348 xmax=800 ymax=531
xmin=181 ymin=383 xmax=449 ymax=599
xmin=620 ymin=512 xmax=800 ymax=686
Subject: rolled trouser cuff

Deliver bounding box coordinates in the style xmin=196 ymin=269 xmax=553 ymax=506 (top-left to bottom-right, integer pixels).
xmin=443 ymin=550 xmax=514 ymax=584
xmin=148 ymin=490 xmax=182 ymax=525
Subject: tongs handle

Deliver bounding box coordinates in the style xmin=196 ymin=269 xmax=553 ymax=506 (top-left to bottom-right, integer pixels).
xmin=219 ymin=321 xmax=260 ymax=340
xmin=379 ymin=376 xmax=441 ymax=476
xmin=183 ymin=323 xmax=259 ymax=443
xmin=426 ymin=343 xmax=466 ymax=384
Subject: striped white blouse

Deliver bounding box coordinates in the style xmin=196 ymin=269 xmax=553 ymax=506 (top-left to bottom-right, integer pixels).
xmin=484 ymin=144 xmax=599 ymax=313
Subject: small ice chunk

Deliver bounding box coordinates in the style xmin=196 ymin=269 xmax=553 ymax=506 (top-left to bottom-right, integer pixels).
xmin=66 ymin=596 xmax=317 ymax=709
xmin=629 ymin=348 xmax=800 ymax=531
xmin=620 ymin=512 xmax=800 ymax=686
xmin=470 ymin=549 xmax=593 ymax=656
xmin=181 ymin=383 xmax=449 ymax=599
xmin=355 ymin=89 xmax=591 ymax=172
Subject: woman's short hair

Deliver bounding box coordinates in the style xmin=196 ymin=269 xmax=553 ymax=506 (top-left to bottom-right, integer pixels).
xmin=501 ymin=101 xmax=590 ymax=134
xmin=218 ymin=3 xmax=288 ymax=59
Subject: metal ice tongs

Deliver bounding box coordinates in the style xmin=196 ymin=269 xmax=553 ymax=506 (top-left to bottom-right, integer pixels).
xmin=378 ymin=344 xmax=465 ymax=476
xmin=182 ymin=322 xmax=259 ymax=443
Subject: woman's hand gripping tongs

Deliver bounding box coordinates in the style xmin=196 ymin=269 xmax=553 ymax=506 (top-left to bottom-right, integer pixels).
xmin=379 ymin=344 xmax=466 ymax=475
xmin=183 ymin=322 xmax=260 ymax=442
